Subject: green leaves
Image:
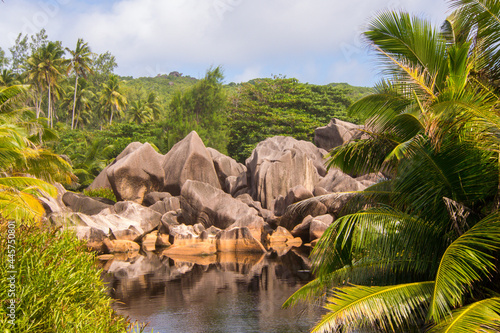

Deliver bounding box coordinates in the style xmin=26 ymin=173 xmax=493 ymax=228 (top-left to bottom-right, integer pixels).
xmin=313 ymin=282 xmax=434 ymax=333
xmin=429 ymin=213 xmax=500 ymax=321
xmin=428 ymin=297 xmax=500 ymax=333
xmin=299 ymin=2 xmax=500 ymax=332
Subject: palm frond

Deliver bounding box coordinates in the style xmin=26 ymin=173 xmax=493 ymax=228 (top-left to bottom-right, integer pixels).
xmin=0 ymin=176 xmax=57 ymax=197
xmin=312 ymin=282 xmax=434 ymax=333
xmin=0 ymin=185 xmax=46 ymax=221
xmin=428 ymin=297 xmax=500 ymax=333
xmin=428 ymin=212 xmax=500 ymax=322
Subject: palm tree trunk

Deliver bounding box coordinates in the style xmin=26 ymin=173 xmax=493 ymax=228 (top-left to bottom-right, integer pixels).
xmin=71 ymin=75 xmax=78 ymax=130
xmin=47 ymin=85 xmax=51 ymax=127
xmin=109 ymin=107 xmax=113 ymax=125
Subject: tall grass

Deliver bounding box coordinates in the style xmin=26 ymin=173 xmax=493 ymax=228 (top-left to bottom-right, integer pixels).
xmin=0 ymin=219 xmax=135 ymax=332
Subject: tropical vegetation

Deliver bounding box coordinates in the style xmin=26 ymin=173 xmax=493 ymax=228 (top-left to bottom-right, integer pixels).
xmin=0 ymin=76 xmax=143 ymax=333
xmin=285 ymin=0 xmax=500 ymax=332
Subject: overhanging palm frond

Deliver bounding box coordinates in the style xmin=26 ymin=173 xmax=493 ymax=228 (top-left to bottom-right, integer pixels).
xmin=0 ymin=176 xmax=57 ymax=197
xmin=0 ymin=185 xmax=46 ymax=221
xmin=365 ymin=11 xmax=448 ymax=93
xmin=312 ymin=206 xmax=444 ymax=281
xmin=428 ymin=297 xmax=500 ymax=333
xmin=428 ymin=213 xmax=500 ymax=322
xmin=312 ymin=282 xmax=434 ymax=333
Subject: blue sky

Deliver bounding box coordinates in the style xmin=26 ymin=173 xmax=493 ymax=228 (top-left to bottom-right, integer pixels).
xmin=0 ymin=0 xmax=450 ymax=86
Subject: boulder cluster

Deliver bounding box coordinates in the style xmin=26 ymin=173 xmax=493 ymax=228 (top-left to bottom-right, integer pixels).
xmin=43 ymin=119 xmax=381 ymax=258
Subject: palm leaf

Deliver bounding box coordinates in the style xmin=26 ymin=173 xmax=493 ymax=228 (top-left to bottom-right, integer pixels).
xmin=428 ymin=213 xmax=500 ymax=322
xmin=428 ymin=297 xmax=500 ymax=333
xmin=312 ymin=282 xmax=434 ymax=333
xmin=0 ymin=185 xmax=46 ymax=221
xmin=0 ymin=176 xmax=57 ymax=197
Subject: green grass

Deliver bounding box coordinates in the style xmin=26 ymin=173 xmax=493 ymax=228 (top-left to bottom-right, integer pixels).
xmin=0 ymin=220 xmax=139 ymax=332
xmin=83 ymin=187 xmax=117 ymax=202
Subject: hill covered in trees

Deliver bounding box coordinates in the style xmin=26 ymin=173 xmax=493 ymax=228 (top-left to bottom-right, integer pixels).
xmin=0 ymin=28 xmax=371 ymax=188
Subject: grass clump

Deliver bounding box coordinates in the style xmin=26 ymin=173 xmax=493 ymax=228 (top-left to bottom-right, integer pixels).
xmin=0 ymin=220 xmax=131 ymax=332
xmin=83 ymin=187 xmax=117 ymax=202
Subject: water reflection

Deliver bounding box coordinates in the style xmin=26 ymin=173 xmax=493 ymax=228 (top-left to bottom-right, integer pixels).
xmin=101 ymin=247 xmax=323 ymax=333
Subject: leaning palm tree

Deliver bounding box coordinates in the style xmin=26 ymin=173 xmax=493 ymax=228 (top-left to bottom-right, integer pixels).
xmin=0 ymin=85 xmax=75 ymax=221
xmin=99 ymin=75 xmax=127 ymax=125
xmin=285 ymin=2 xmax=500 ymax=332
xmin=66 ymin=38 xmax=93 ymax=130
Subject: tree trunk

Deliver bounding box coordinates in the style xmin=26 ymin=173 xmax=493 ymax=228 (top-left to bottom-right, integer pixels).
xmin=47 ymin=85 xmax=52 ymax=128
xmin=109 ymin=107 xmax=113 ymax=125
xmin=71 ymin=75 xmax=78 ymax=130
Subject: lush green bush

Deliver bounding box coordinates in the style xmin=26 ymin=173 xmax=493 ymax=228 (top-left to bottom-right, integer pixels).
xmin=0 ymin=222 xmax=130 ymax=332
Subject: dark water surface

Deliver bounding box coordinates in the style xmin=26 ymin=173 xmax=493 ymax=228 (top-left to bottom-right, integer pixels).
xmin=101 ymin=247 xmax=323 ymax=333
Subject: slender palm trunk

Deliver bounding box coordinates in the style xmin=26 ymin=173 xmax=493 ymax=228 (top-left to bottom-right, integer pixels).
xmin=47 ymin=85 xmax=52 ymax=127
xmin=109 ymin=107 xmax=114 ymax=125
xmin=71 ymin=75 xmax=78 ymax=130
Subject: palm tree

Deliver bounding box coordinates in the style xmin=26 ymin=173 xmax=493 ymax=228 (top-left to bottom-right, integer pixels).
xmin=145 ymin=91 xmax=162 ymax=121
xmin=61 ymin=78 xmax=95 ymax=129
xmin=26 ymin=41 xmax=67 ymax=128
xmin=0 ymin=85 xmax=75 ymax=221
xmin=285 ymin=2 xmax=500 ymax=332
xmin=127 ymin=98 xmax=152 ymax=124
xmin=66 ymin=38 xmax=93 ymax=130
xmin=0 ymin=69 xmax=20 ymax=87
xmin=99 ymin=75 xmax=127 ymax=125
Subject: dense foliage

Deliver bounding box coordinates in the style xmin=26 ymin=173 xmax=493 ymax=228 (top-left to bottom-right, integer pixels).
xmin=286 ymin=0 xmax=500 ymax=332
xmin=0 ymin=85 xmax=142 ymax=332
xmin=228 ymin=77 xmax=358 ymax=162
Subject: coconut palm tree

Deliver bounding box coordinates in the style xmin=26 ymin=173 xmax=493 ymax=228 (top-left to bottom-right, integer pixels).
xmin=26 ymin=41 xmax=67 ymax=128
xmin=285 ymin=2 xmax=500 ymax=332
xmin=145 ymin=91 xmax=162 ymax=121
xmin=99 ymin=75 xmax=127 ymax=125
xmin=66 ymin=38 xmax=93 ymax=130
xmin=127 ymin=98 xmax=152 ymax=124
xmin=0 ymin=69 xmax=20 ymax=87
xmin=0 ymin=85 xmax=75 ymax=221
xmin=61 ymin=78 xmax=95 ymax=129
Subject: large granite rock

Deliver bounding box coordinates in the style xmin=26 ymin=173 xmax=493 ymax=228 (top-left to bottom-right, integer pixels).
xmin=88 ymin=142 xmax=144 ymax=191
xmin=50 ymin=201 xmax=162 ymax=240
xmin=216 ymin=227 xmax=266 ymax=253
xmin=39 ymin=183 xmax=70 ymax=215
xmin=180 ymin=180 xmax=265 ymax=231
xmin=62 ymin=192 xmax=113 ymax=215
xmin=107 ymin=142 xmax=164 ymax=204
xmin=314 ymin=118 xmax=364 ymax=151
xmin=246 ymin=136 xmax=327 ymax=209
xmin=316 ymin=168 xmax=367 ymax=193
xmin=207 ymin=147 xmax=247 ymax=193
xmin=162 ymin=131 xmax=220 ymax=196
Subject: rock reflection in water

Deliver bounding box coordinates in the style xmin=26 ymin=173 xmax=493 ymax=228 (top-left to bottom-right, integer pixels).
xmin=102 ymin=247 xmax=322 ymax=333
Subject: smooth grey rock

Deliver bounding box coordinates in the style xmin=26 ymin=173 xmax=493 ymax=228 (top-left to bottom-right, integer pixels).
xmin=246 ymin=136 xmax=326 ymax=209
xmin=62 ymin=191 xmax=113 ymax=215
xmin=181 ymin=180 xmax=265 ymax=230
xmin=314 ymin=118 xmax=364 ymax=151
xmin=207 ymin=147 xmax=247 ymax=193
xmin=162 ymin=131 xmax=220 ymax=196
xmin=107 ymin=142 xmax=165 ymax=204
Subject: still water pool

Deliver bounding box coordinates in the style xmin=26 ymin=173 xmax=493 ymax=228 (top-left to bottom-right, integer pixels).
xmin=101 ymin=247 xmax=323 ymax=333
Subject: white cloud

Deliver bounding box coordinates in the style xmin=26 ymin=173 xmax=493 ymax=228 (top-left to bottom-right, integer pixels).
xmin=0 ymin=0 xmax=450 ymax=85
